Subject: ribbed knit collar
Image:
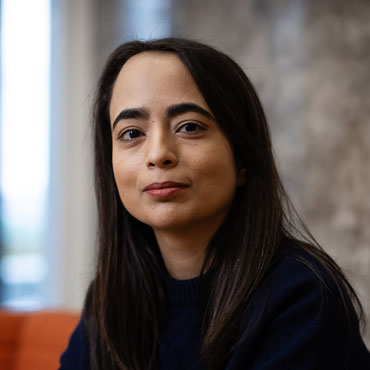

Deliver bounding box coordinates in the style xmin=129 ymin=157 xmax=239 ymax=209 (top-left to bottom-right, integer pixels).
xmin=163 ymin=273 xmax=205 ymax=306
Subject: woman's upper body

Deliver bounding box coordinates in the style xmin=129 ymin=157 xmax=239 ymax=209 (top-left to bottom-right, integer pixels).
xmin=61 ymin=37 xmax=370 ymax=369
xmin=59 ymin=244 xmax=370 ymax=370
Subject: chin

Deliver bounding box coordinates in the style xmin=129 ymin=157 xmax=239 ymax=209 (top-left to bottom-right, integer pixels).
xmin=143 ymin=218 xmax=191 ymax=232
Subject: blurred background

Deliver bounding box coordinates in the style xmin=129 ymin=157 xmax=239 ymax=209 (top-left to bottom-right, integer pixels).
xmin=0 ymin=0 xmax=369 ymax=346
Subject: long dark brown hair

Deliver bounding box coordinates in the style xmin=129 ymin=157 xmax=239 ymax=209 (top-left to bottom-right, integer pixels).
xmin=85 ymin=38 xmax=364 ymax=370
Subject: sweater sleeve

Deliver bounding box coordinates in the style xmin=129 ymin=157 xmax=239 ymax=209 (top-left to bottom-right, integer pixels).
xmin=59 ymin=317 xmax=90 ymax=370
xmin=227 ymin=254 xmax=370 ymax=370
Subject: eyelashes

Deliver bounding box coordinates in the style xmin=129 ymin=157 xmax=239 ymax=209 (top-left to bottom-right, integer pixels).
xmin=119 ymin=128 xmax=145 ymax=141
xmin=177 ymin=122 xmax=206 ymax=134
xmin=117 ymin=122 xmax=207 ymax=142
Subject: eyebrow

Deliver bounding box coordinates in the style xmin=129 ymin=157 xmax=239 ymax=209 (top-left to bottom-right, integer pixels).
xmin=165 ymin=102 xmax=214 ymax=120
xmin=112 ymin=108 xmax=149 ymax=129
xmin=112 ymin=102 xmax=214 ymax=130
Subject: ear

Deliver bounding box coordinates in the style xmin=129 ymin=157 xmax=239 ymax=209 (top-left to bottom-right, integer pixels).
xmin=237 ymin=168 xmax=246 ymax=186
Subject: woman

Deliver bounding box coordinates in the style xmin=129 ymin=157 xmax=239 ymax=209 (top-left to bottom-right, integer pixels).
xmin=60 ymin=38 xmax=370 ymax=370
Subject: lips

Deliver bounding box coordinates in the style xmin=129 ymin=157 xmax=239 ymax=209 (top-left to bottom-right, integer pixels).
xmin=144 ymin=181 xmax=188 ymax=191
xmin=143 ymin=181 xmax=189 ymax=197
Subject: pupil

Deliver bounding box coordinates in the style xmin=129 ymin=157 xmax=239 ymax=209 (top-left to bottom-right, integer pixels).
xmin=185 ymin=123 xmax=196 ymax=131
xmin=129 ymin=130 xmax=140 ymax=138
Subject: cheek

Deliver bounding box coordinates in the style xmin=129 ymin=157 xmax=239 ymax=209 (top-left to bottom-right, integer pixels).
xmin=190 ymin=141 xmax=237 ymax=193
xmin=112 ymin=151 xmax=139 ymax=202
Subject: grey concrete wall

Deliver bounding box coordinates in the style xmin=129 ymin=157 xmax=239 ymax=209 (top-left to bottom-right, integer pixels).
xmin=171 ymin=0 xmax=370 ymax=345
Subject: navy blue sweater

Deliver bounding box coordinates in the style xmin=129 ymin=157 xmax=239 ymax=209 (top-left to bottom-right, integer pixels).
xmin=59 ymin=250 xmax=370 ymax=369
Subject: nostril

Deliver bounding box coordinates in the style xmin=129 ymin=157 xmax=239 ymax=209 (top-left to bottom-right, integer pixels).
xmin=147 ymin=158 xmax=175 ymax=168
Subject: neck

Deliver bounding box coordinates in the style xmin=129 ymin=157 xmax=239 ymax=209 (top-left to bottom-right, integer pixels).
xmin=154 ymin=222 xmax=218 ymax=280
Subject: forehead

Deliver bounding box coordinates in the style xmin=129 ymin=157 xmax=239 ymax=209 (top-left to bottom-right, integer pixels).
xmin=109 ymin=52 xmax=209 ymax=120
xmin=115 ymin=51 xmax=190 ymax=85
xmin=119 ymin=51 xmax=187 ymax=78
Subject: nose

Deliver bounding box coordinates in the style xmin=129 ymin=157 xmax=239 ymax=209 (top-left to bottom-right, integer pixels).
xmin=146 ymin=130 xmax=178 ymax=169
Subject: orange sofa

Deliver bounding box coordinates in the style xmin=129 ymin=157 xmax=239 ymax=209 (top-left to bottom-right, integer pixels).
xmin=0 ymin=310 xmax=80 ymax=370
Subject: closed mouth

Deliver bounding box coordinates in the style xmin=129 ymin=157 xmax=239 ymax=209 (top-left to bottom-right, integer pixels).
xmin=143 ymin=181 xmax=189 ymax=192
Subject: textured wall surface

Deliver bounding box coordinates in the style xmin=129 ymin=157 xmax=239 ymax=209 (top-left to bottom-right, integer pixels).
xmin=172 ymin=0 xmax=370 ymax=345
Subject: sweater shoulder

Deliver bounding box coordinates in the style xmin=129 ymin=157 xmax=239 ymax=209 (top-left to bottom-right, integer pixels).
xmin=257 ymin=244 xmax=355 ymax=323
xmin=229 ymin=244 xmax=370 ymax=369
xmin=59 ymin=317 xmax=90 ymax=370
xmin=265 ymin=244 xmax=345 ymax=300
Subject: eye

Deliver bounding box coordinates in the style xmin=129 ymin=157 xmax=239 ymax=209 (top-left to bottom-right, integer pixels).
xmin=177 ymin=122 xmax=206 ymax=134
xmin=119 ymin=129 xmax=145 ymax=141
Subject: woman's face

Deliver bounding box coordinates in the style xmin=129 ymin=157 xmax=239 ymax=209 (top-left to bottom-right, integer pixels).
xmin=110 ymin=52 xmax=239 ymax=234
